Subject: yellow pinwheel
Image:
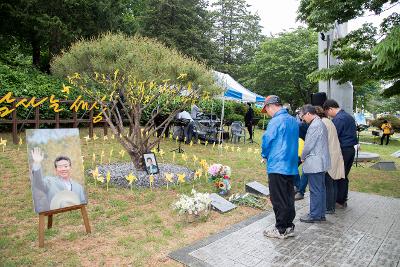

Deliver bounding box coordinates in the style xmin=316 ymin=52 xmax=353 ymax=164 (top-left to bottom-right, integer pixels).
xmin=83 ymin=135 xmax=90 ymax=145
xmin=177 ymin=173 xmax=186 ymax=184
xmin=247 ymin=147 xmax=253 ymax=153
xmin=224 ymin=145 xmax=229 ymax=151
xmin=165 ymin=173 xmax=174 ymax=183
xmin=93 ymin=134 xmax=98 ymax=141
xmin=190 ymin=140 xmax=193 ymax=147
xmin=91 ymin=167 xmax=103 ymax=185
xmin=149 ymin=174 xmax=155 ymax=189
xmin=103 ymin=135 xmax=108 ymax=141
xmin=231 ymin=146 xmax=235 ymax=152
xmin=181 ymin=153 xmax=188 ymax=162
xmin=199 ymin=159 xmax=207 ymax=168
xmin=159 ymin=149 xmax=165 ymax=160
xmin=125 ymin=172 xmax=137 ymax=190
xmin=106 ymin=171 xmax=111 ymax=191
xmin=0 ymin=138 xmax=7 ymax=152
xmin=194 ymin=169 xmax=202 ymax=180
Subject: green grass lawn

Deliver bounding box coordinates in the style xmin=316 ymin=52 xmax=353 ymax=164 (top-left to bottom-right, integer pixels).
xmin=0 ymin=127 xmax=399 ymax=266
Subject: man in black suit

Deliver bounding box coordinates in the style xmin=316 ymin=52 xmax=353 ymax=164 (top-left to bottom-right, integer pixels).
xmin=245 ymin=103 xmax=254 ymax=142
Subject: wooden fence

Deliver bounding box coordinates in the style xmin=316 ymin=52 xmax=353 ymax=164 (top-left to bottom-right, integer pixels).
xmin=0 ymin=98 xmax=109 ymax=144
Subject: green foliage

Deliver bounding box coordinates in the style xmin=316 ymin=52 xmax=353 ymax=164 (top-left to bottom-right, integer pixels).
xmin=139 ymin=0 xmax=217 ymax=64
xmin=0 ymin=0 xmax=135 ymax=70
xmin=371 ymin=115 xmax=400 ymax=132
xmin=211 ymin=0 xmax=264 ymax=76
xmin=297 ymin=0 xmax=400 ymax=97
xmin=225 ymin=113 xmax=244 ymax=124
xmin=257 ymin=117 xmax=270 ymax=130
xmin=242 ymin=27 xmax=318 ymax=110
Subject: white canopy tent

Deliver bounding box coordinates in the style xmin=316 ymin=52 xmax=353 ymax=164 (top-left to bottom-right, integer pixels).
xmin=213 ymin=71 xmax=265 ymax=142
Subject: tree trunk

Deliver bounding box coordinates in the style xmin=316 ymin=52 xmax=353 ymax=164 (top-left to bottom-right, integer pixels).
xmin=31 ymin=37 xmax=41 ymax=69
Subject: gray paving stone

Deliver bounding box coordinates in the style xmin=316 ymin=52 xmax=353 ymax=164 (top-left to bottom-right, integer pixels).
xmin=169 ymin=191 xmax=400 ymax=267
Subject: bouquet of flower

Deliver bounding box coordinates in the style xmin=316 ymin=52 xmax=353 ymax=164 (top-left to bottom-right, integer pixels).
xmin=208 ymin=163 xmax=231 ymax=195
xmin=229 ymin=193 xmax=267 ymax=210
xmin=173 ymin=189 xmax=211 ymax=217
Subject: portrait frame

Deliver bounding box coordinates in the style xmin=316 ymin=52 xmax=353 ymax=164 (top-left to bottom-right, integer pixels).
xmin=26 ymin=128 xmax=87 ymax=213
xmin=143 ymin=152 xmax=159 ymax=175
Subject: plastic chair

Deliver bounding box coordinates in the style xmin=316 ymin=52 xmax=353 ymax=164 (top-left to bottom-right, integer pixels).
xmin=230 ymin=121 xmax=246 ymax=144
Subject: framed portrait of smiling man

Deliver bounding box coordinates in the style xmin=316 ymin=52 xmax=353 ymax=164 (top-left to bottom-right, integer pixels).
xmin=26 ymin=129 xmax=87 ymax=213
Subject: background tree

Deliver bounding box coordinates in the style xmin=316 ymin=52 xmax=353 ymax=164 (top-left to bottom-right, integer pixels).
xmin=139 ymin=0 xmax=217 ymax=65
xmin=51 ymin=33 xmax=219 ymax=170
xmin=242 ymin=27 xmax=318 ymax=110
xmin=211 ymin=0 xmax=263 ymax=78
xmin=0 ymin=0 xmax=135 ymax=71
xmin=298 ymin=0 xmax=400 ymax=96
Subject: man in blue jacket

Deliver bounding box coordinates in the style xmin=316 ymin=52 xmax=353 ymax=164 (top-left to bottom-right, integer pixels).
xmin=261 ymin=95 xmax=299 ymax=239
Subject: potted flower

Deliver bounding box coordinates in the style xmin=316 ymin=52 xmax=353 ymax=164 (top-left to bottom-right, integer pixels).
xmin=208 ymin=163 xmax=231 ymax=195
xmin=173 ymin=189 xmax=212 ymax=223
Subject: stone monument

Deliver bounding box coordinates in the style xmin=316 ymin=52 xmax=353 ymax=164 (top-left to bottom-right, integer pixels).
xmin=318 ymin=22 xmax=353 ymax=113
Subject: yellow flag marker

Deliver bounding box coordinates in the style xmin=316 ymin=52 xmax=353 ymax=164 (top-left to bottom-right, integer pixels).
xmin=100 ymin=150 xmax=105 ymax=164
xmin=247 ymin=147 xmax=253 ymax=153
xmin=212 ymin=142 xmax=216 ymax=149
xmin=106 ymin=171 xmax=111 ymax=191
xmin=18 ymin=137 xmax=22 ymax=151
xmin=192 ymin=154 xmax=198 ymax=164
xmin=125 ymin=172 xmax=137 ymax=190
xmin=119 ymin=149 xmax=125 ymax=159
xmin=103 ymin=135 xmax=108 ymax=141
xmin=109 ymin=148 xmax=113 ymax=163
xmin=159 ymin=149 xmax=165 ymax=160
xmin=205 ymin=140 xmax=208 ymax=146
xmin=231 ymin=146 xmax=235 ymax=152
xmin=83 ymin=135 xmax=90 ymax=145
xmin=149 ymin=174 xmax=155 ymax=190
xmin=190 ymin=140 xmax=193 ymax=147
xmin=111 ymin=134 xmax=115 ymax=140
xmin=175 ymin=136 xmax=179 ymax=143
xmin=165 ymin=173 xmax=174 ymax=189
xmin=93 ymin=134 xmax=98 ymax=141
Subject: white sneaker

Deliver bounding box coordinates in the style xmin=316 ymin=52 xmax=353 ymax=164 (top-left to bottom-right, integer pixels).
xmin=263 ymin=228 xmax=287 ymax=239
xmin=285 ymin=226 xmax=295 ymax=237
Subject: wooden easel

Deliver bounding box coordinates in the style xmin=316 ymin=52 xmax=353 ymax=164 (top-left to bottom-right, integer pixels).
xmin=38 ymin=204 xmax=91 ymax=247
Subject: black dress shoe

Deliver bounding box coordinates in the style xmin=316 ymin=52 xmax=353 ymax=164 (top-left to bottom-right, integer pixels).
xmin=300 ymin=215 xmax=320 ymax=223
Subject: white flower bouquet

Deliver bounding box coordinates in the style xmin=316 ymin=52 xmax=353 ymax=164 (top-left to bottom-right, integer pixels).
xmin=173 ymin=189 xmax=212 ymax=222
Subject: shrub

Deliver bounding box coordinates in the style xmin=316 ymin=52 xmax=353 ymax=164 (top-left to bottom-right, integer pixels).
xmin=371 ymin=115 xmax=400 ymax=132
xmin=225 ymin=114 xmax=244 ymax=125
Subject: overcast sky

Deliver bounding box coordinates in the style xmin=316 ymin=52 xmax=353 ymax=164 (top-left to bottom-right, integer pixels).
xmin=245 ymin=0 xmax=400 ymax=35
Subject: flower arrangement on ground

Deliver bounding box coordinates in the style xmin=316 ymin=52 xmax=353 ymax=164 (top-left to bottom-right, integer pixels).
xmin=173 ymin=189 xmax=212 ymax=222
xmin=229 ymin=193 xmax=267 ymax=210
xmin=208 ymin=163 xmax=231 ymax=195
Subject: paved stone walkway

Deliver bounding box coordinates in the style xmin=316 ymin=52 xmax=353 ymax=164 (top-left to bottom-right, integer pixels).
xmin=170 ymin=192 xmax=400 ymax=266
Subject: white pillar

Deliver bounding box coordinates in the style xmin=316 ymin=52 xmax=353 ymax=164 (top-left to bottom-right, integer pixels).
xmin=318 ymin=23 xmax=353 ymax=114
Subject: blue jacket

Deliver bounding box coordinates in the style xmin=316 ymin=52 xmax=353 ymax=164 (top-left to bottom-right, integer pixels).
xmin=261 ymin=108 xmax=299 ymax=175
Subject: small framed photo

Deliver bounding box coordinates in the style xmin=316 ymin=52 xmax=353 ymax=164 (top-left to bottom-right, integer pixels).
xmin=143 ymin=152 xmax=159 ymax=175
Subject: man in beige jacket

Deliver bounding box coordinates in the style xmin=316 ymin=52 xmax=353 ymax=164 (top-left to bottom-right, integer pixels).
xmin=316 ymin=107 xmax=345 ymax=214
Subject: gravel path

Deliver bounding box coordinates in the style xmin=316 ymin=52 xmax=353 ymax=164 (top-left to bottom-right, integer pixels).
xmin=88 ymin=162 xmax=195 ymax=188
